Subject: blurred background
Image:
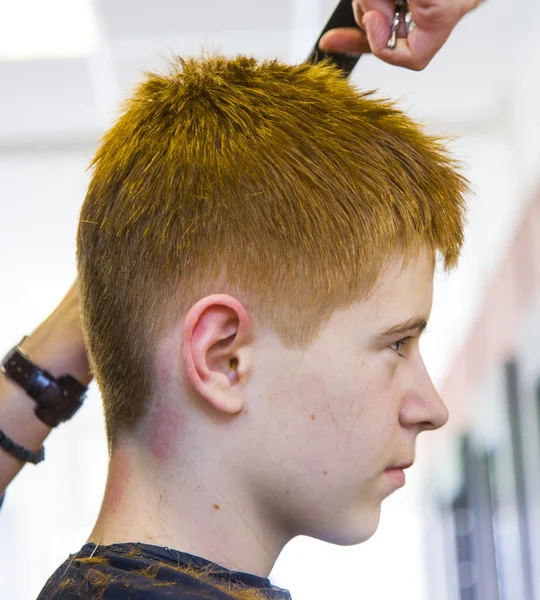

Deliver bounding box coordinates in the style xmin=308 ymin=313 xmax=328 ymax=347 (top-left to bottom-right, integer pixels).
xmin=0 ymin=0 xmax=539 ymax=598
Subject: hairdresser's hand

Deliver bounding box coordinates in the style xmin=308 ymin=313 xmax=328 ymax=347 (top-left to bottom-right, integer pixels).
xmin=19 ymin=281 xmax=92 ymax=386
xmin=319 ymin=0 xmax=484 ymax=71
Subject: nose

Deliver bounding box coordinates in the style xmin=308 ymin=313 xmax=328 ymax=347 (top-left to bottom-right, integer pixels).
xmin=398 ymin=358 xmax=449 ymax=432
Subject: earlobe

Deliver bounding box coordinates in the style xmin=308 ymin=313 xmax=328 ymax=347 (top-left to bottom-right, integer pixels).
xmin=182 ymin=295 xmax=251 ymax=415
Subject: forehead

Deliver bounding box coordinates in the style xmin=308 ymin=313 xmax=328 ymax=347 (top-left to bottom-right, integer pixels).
xmin=372 ymin=247 xmax=435 ymax=305
xmin=327 ymin=247 xmax=436 ymax=337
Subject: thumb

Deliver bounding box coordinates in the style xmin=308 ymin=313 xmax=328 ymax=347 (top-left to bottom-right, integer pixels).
xmin=361 ymin=9 xmax=430 ymax=70
xmin=362 ymin=10 xmax=392 ymax=55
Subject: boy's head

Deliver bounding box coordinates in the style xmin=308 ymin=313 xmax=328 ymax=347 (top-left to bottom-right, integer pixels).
xmin=77 ymin=55 xmax=467 ymax=546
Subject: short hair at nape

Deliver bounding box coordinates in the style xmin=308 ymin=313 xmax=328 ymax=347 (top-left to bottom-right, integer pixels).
xmin=77 ymin=54 xmax=468 ymax=437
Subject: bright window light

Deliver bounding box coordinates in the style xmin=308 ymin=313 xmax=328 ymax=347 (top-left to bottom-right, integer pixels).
xmin=0 ymin=0 xmax=99 ymax=61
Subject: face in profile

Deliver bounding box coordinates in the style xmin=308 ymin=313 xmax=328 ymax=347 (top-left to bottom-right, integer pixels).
xmin=240 ymin=245 xmax=448 ymax=547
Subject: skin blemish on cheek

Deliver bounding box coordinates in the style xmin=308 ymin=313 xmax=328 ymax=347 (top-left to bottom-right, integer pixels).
xmin=213 ymin=504 xmax=220 ymax=510
xmin=148 ymin=401 xmax=184 ymax=462
xmin=323 ymin=470 xmax=328 ymax=475
xmin=302 ymin=407 xmax=316 ymax=421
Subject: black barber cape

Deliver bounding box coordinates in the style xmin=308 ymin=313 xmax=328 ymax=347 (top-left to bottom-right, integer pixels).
xmin=37 ymin=542 xmax=292 ymax=600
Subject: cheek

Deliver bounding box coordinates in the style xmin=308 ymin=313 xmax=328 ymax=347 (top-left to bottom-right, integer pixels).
xmin=262 ymin=352 xmax=399 ymax=476
xmin=281 ymin=363 xmax=366 ymax=457
xmin=303 ymin=361 xmax=399 ymax=466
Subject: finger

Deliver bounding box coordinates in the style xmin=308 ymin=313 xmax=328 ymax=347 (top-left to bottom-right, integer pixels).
xmin=356 ymin=0 xmax=394 ymax=21
xmin=407 ymin=1 xmax=462 ymax=33
xmin=318 ymin=28 xmax=372 ymax=56
xmin=356 ymin=1 xmax=411 ymax=54
xmin=362 ymin=9 xmax=448 ymax=70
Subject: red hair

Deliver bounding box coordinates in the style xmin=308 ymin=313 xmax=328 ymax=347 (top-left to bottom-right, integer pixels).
xmin=77 ymin=54 xmax=468 ymax=436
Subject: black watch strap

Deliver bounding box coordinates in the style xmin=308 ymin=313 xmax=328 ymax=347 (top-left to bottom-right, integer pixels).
xmin=1 ymin=339 xmax=87 ymax=428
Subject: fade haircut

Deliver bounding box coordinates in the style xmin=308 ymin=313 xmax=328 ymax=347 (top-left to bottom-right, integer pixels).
xmin=77 ymin=54 xmax=468 ymax=438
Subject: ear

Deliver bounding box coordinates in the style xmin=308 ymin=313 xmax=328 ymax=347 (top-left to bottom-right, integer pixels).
xmin=182 ymin=294 xmax=254 ymax=415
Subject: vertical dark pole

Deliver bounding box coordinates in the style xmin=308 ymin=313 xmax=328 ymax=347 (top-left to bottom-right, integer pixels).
xmin=452 ymin=436 xmax=479 ymax=600
xmin=505 ymin=361 xmax=535 ymax=600
xmin=306 ymin=0 xmax=363 ymax=78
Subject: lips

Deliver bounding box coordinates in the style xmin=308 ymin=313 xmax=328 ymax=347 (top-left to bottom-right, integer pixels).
xmin=386 ymin=461 xmax=414 ymax=470
xmin=384 ymin=467 xmax=406 ymax=487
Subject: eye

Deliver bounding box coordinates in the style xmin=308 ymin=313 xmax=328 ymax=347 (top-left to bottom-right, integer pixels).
xmin=390 ymin=336 xmax=413 ymax=357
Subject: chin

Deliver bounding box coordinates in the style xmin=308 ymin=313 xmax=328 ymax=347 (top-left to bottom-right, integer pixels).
xmin=310 ymin=505 xmax=382 ymax=547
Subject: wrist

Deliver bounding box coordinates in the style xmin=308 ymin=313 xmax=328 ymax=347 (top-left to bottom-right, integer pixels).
xmin=19 ymin=328 xmax=92 ymax=387
xmin=2 ymin=336 xmax=88 ymax=429
xmin=0 ymin=371 xmax=52 ymax=440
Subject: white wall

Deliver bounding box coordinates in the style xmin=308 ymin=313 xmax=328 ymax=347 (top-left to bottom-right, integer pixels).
xmin=0 ymin=149 xmax=109 ymax=599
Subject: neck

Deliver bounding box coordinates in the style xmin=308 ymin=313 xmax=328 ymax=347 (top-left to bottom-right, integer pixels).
xmin=89 ymin=439 xmax=287 ymax=578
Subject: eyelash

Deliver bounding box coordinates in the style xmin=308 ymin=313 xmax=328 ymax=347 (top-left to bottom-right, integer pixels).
xmin=390 ymin=336 xmax=413 ymax=357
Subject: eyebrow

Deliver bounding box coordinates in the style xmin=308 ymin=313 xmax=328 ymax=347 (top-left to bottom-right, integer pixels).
xmin=376 ymin=317 xmax=428 ymax=340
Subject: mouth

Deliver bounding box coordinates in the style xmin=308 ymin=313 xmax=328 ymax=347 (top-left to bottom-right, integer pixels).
xmin=383 ymin=460 xmax=414 ymax=488
xmin=387 ymin=461 xmax=414 ymax=470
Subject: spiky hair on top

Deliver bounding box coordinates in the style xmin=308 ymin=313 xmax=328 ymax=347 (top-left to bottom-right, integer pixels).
xmin=77 ymin=54 xmax=468 ymax=436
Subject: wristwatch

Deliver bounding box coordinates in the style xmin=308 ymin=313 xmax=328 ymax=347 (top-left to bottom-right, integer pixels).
xmin=1 ymin=337 xmax=87 ymax=428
